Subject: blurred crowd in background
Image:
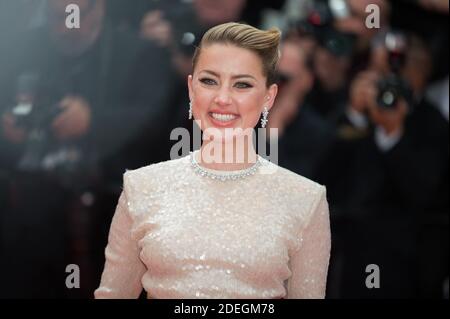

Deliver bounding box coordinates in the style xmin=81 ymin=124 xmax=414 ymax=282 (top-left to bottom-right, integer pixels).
xmin=0 ymin=0 xmax=448 ymax=299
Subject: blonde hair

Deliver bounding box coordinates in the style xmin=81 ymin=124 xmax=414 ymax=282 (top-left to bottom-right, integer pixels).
xmin=192 ymin=22 xmax=282 ymax=87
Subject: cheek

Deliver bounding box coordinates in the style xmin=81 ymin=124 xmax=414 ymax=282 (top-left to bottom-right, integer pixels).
xmin=237 ymin=95 xmax=264 ymax=124
xmin=192 ymin=86 xmax=213 ymax=111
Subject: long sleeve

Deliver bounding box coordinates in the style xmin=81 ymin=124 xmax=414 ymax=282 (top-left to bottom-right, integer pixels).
xmin=94 ymin=190 xmax=146 ymax=299
xmin=287 ymin=187 xmax=331 ymax=299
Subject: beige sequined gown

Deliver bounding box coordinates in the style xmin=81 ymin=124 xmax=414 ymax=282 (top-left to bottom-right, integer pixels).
xmin=94 ymin=152 xmax=331 ymax=299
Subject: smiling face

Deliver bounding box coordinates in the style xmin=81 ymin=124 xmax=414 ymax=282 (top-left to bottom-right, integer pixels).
xmin=188 ymin=44 xmax=278 ymax=141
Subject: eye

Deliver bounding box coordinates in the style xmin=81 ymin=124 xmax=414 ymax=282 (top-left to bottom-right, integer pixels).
xmin=199 ymin=78 xmax=217 ymax=85
xmin=234 ymin=82 xmax=253 ymax=89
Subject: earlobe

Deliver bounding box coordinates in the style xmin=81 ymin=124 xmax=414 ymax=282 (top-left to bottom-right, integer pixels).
xmin=266 ymin=97 xmax=273 ymax=111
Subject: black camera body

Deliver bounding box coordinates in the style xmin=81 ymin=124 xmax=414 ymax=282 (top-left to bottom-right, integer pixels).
xmin=293 ymin=0 xmax=355 ymax=57
xmin=11 ymin=72 xmax=63 ymax=131
xmin=375 ymin=31 xmax=413 ymax=109
xmin=13 ymin=102 xmax=63 ymax=132
xmin=377 ymin=74 xmax=412 ymax=109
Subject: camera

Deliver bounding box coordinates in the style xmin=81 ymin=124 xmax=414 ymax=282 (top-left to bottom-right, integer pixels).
xmin=12 ymin=102 xmax=63 ymax=132
xmin=292 ymin=0 xmax=355 ymax=57
xmin=8 ymin=73 xmax=75 ymax=174
xmin=158 ymin=4 xmax=206 ymax=58
xmin=11 ymin=73 xmax=63 ymax=131
xmin=377 ymin=74 xmax=412 ymax=109
xmin=375 ymin=31 xmax=413 ymax=109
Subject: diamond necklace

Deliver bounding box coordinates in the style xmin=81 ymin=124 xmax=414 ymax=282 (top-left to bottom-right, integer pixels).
xmin=190 ymin=151 xmax=262 ymax=181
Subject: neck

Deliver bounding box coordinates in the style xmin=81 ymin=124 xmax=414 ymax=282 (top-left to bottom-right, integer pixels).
xmin=198 ymin=139 xmax=258 ymax=171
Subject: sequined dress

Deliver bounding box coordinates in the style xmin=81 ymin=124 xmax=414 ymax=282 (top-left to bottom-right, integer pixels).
xmin=94 ymin=152 xmax=331 ymax=299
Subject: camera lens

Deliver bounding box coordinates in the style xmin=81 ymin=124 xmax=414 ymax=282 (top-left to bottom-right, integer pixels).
xmin=380 ymin=90 xmax=396 ymax=107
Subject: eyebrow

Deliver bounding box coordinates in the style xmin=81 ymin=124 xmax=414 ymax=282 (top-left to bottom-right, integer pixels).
xmin=199 ymin=70 xmax=257 ymax=81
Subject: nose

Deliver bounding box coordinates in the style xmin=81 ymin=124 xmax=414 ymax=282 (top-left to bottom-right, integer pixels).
xmin=214 ymin=86 xmax=232 ymax=106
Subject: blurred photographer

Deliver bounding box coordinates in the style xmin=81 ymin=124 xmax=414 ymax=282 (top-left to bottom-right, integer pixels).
xmin=350 ymin=32 xmax=435 ymax=147
xmin=0 ymin=0 xmax=173 ymax=298
xmin=334 ymin=0 xmax=391 ymax=52
xmin=292 ymin=0 xmax=392 ymax=122
xmin=319 ymin=31 xmax=448 ymax=297
xmin=290 ymin=0 xmax=360 ymax=122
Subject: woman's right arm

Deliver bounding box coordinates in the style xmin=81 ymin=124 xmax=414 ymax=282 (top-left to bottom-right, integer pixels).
xmin=94 ymin=190 xmax=146 ymax=299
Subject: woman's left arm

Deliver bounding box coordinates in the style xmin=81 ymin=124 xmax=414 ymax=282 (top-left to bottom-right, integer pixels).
xmin=287 ymin=186 xmax=331 ymax=299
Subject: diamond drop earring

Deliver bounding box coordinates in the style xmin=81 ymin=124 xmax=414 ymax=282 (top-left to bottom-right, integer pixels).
xmin=189 ymin=101 xmax=193 ymax=120
xmin=261 ymin=106 xmax=269 ymax=128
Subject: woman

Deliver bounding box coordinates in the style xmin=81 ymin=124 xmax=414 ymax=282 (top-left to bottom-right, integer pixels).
xmin=95 ymin=22 xmax=331 ymax=299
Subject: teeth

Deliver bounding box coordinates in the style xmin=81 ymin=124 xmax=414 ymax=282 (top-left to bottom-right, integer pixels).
xmin=211 ymin=113 xmax=237 ymax=122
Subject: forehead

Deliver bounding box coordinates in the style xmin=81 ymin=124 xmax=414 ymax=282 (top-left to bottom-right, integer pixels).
xmin=195 ymin=44 xmax=265 ymax=78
